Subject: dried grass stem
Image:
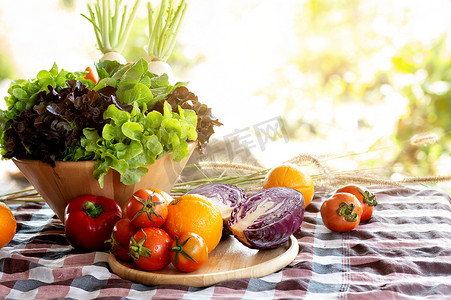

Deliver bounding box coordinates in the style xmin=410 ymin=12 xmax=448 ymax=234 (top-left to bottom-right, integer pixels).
xmin=410 ymin=133 xmax=439 ymax=146
xmin=323 ymin=174 xmax=404 ymax=187
xmin=286 ymin=153 xmax=335 ymax=178
xmin=197 ymin=161 xmax=266 ymax=173
xmin=401 ymin=175 xmax=451 ymax=184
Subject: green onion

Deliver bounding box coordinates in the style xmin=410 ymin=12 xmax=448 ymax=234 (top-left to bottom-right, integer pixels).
xmin=147 ymin=0 xmax=187 ymax=62
xmin=81 ymin=0 xmax=141 ymax=55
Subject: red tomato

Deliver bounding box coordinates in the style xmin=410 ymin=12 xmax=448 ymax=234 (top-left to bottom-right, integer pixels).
xmin=320 ymin=192 xmax=363 ymax=232
xmin=170 ymin=233 xmax=208 ymax=272
xmin=334 ymin=184 xmax=377 ymax=222
xmin=129 ymin=227 xmax=173 ymax=271
xmin=107 ymin=219 xmax=139 ymax=261
xmin=124 ymin=188 xmax=171 ymax=228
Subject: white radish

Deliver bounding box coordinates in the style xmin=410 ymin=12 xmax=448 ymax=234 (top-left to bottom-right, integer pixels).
xmin=146 ymin=0 xmax=187 ymax=81
xmin=100 ymin=51 xmax=128 ymax=64
xmin=148 ymin=60 xmax=173 ymax=78
xmin=82 ymin=0 xmax=141 ymax=64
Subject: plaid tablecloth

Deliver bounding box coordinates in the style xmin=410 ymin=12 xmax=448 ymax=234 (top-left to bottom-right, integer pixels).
xmin=1 ymin=186 xmax=450 ymax=299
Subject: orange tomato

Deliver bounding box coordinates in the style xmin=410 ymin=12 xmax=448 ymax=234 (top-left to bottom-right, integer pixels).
xmin=320 ymin=192 xmax=363 ymax=232
xmin=0 ymin=202 xmax=16 ymax=248
xmin=263 ymin=163 xmax=314 ymax=207
xmin=334 ymin=184 xmax=377 ymax=222
xmin=162 ymin=194 xmax=223 ymax=253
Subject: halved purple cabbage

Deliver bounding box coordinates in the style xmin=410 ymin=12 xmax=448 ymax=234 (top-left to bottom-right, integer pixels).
xmin=227 ymin=187 xmax=304 ymax=250
xmin=186 ymin=183 xmax=246 ymax=236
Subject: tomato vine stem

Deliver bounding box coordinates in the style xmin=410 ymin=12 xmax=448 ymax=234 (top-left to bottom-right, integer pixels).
xmin=336 ymin=202 xmax=359 ymax=222
xmin=170 ymin=236 xmax=197 ymax=269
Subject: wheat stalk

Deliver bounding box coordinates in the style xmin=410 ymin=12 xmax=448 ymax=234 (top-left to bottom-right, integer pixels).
xmin=401 ymin=174 xmax=451 ymax=184
xmin=410 ymin=133 xmax=439 ymax=146
xmin=286 ymin=153 xmax=335 ymax=179
xmin=197 ymin=161 xmax=266 ymax=173
xmin=324 ymin=174 xmax=404 ymax=187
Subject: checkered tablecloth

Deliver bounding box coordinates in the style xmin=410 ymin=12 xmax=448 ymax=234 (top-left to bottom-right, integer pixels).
xmin=1 ymin=186 xmax=450 ymax=299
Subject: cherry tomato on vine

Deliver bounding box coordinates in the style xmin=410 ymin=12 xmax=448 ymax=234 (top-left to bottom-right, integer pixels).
xmin=320 ymin=192 xmax=363 ymax=232
xmin=334 ymin=184 xmax=377 ymax=222
xmin=170 ymin=232 xmax=208 ymax=272
xmin=124 ymin=188 xmax=172 ymax=228
xmin=106 ymin=218 xmax=139 ymax=261
xmin=129 ymin=227 xmax=173 ymax=271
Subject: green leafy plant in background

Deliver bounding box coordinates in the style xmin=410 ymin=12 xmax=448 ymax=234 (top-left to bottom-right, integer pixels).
xmin=0 ymin=45 xmax=15 ymax=82
xmin=391 ymin=36 xmax=451 ymax=176
xmin=60 ymin=0 xmax=76 ymax=9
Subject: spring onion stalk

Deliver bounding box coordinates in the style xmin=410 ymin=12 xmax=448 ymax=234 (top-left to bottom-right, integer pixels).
xmin=146 ymin=0 xmax=187 ymax=78
xmin=81 ymin=0 xmax=141 ymax=64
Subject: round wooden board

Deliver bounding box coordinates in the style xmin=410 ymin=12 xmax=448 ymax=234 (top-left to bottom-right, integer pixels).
xmin=108 ymin=235 xmax=299 ymax=287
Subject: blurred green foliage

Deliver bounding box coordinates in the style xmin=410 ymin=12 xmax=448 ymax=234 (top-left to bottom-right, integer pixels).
xmin=260 ymin=0 xmax=450 ymax=177
xmin=261 ymin=0 xmax=397 ymax=141
xmin=296 ymin=0 xmax=391 ymax=102
xmin=0 ymin=45 xmax=14 ymax=81
xmin=391 ymin=37 xmax=451 ymax=175
xmin=60 ymin=0 xmax=75 ymax=9
xmin=121 ymin=17 xmax=149 ymax=63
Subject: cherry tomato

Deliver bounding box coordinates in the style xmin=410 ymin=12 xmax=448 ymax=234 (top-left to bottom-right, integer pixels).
xmin=320 ymin=192 xmax=363 ymax=232
xmin=129 ymin=227 xmax=173 ymax=271
xmin=107 ymin=219 xmax=139 ymax=261
xmin=334 ymin=184 xmax=377 ymax=222
xmin=124 ymin=188 xmax=171 ymax=228
xmin=170 ymin=232 xmax=208 ymax=272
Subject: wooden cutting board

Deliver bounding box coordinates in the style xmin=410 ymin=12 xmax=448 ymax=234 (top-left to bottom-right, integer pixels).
xmin=108 ymin=235 xmax=299 ymax=287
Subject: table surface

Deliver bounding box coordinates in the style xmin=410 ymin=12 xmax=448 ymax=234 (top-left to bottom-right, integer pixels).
xmin=0 ymin=186 xmax=450 ymax=300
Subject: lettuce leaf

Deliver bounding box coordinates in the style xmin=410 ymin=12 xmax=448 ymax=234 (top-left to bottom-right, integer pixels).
xmin=79 ymin=99 xmax=197 ymax=187
xmin=95 ymin=58 xmax=187 ymax=110
xmin=154 ymin=86 xmax=223 ymax=153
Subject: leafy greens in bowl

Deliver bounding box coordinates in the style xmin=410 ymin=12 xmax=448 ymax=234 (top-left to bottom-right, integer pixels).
xmin=0 ymin=59 xmax=221 ymax=187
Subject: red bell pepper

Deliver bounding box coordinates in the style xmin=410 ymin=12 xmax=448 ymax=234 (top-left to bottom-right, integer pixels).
xmin=64 ymin=195 xmax=122 ymax=251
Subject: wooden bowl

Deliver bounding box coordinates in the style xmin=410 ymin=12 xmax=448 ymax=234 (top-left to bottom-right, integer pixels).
xmin=12 ymin=142 xmax=197 ymax=222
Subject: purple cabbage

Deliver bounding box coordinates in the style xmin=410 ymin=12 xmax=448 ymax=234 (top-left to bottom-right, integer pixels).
xmin=186 ymin=183 xmax=246 ymax=237
xmin=227 ymin=187 xmax=304 ymax=250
